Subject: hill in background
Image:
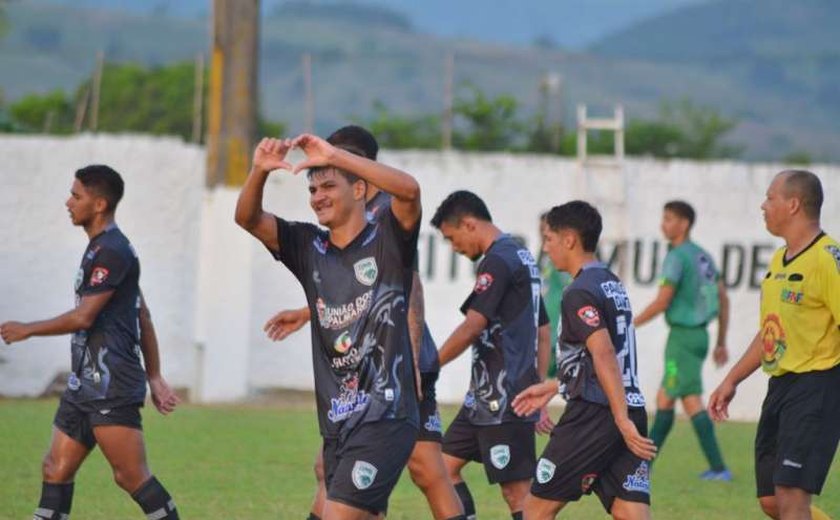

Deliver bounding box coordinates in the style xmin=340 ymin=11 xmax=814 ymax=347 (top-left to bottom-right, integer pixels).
xmin=1 ymin=0 xmax=838 ymax=161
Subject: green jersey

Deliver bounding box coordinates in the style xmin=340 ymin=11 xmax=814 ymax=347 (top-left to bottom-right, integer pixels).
xmin=661 ymin=240 xmax=719 ymax=327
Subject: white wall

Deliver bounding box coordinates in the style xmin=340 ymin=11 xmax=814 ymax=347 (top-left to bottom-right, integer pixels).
xmin=2 ymin=135 xmax=838 ymax=419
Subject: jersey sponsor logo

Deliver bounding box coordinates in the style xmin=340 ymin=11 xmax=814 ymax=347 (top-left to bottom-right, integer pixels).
xmin=760 ymin=313 xmax=787 ymax=371
xmin=384 ymin=388 xmax=395 ymax=401
xmin=89 ymin=267 xmax=109 ymax=286
xmin=424 ymin=410 xmax=443 ymax=433
xmin=74 ymin=268 xmax=84 ymax=291
xmin=774 ymin=272 xmax=787 ymax=280
xmin=622 ymin=461 xmax=650 ymax=494
xmin=316 ymin=290 xmax=373 ymax=330
xmin=334 ymin=331 xmax=353 ymax=354
xmin=328 ymin=375 xmax=370 ymax=423
xmin=782 ymin=459 xmax=803 ymax=469
xmin=351 ymin=460 xmax=378 ymax=490
xmin=312 ymin=236 xmax=328 ymax=255
xmin=626 ymin=392 xmax=646 ymax=407
xmin=67 ymin=372 xmax=81 ymax=391
xmin=489 ymin=444 xmax=511 ymax=470
xmin=581 ymin=473 xmax=598 ymax=493
xmin=464 ymin=391 xmax=476 ymax=410
xmin=354 ymin=257 xmax=378 ymax=286
xmin=600 ymin=281 xmax=631 ymax=311
xmin=517 ymin=248 xmax=541 ymax=277
xmin=536 ymin=458 xmax=556 ymax=484
xmin=780 ymin=288 xmax=804 ymax=305
xmin=577 ymin=305 xmax=601 ymax=327
xmin=474 ymin=272 xmax=494 ymax=294
xmin=825 ymin=245 xmax=840 ymax=273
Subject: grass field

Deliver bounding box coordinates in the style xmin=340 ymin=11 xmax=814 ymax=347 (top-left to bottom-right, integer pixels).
xmin=1 ymin=398 xmax=838 ymax=519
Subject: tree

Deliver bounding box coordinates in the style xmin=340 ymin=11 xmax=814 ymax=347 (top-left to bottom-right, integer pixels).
xmin=356 ymin=101 xmax=440 ymax=149
xmin=452 ymin=83 xmax=523 ymax=151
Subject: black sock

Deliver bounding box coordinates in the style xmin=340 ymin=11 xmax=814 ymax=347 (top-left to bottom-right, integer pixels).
xmin=454 ymin=481 xmax=476 ymax=519
xmin=512 ymin=512 xmax=524 ymax=520
xmin=131 ymin=476 xmax=179 ymax=519
xmin=34 ymin=482 xmax=74 ymax=519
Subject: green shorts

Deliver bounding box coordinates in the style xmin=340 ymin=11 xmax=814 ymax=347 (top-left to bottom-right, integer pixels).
xmin=661 ymin=325 xmax=709 ymax=398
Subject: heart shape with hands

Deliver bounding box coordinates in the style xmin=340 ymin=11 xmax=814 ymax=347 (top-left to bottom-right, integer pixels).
xmin=252 ymin=133 xmax=344 ymax=175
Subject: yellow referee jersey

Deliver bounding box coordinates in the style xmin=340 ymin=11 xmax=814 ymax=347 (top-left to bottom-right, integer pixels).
xmin=760 ymin=233 xmax=840 ymax=375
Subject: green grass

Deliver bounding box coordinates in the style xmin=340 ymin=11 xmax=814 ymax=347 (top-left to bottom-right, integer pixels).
xmin=1 ymin=398 xmax=838 ymax=519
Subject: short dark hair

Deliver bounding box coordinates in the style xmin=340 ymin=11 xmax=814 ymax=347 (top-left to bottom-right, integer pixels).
xmin=431 ymin=190 xmax=492 ymax=228
xmin=307 ymin=165 xmax=362 ymax=186
xmin=327 ymin=125 xmax=378 ymax=160
xmin=75 ymin=164 xmax=124 ymax=212
xmin=781 ymin=169 xmax=822 ymax=220
xmin=545 ymin=200 xmax=602 ymax=253
xmin=664 ymin=200 xmax=696 ymax=229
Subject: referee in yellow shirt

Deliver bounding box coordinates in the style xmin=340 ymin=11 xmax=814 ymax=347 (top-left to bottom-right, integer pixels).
xmin=709 ymin=170 xmax=840 ymax=520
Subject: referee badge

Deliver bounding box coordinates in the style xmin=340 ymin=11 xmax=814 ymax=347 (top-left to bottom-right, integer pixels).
xmin=354 ymin=257 xmax=378 ymax=286
xmin=536 ymin=458 xmax=556 ymax=484
xmin=351 ymin=460 xmax=378 ymax=490
xmin=489 ymin=444 xmax=510 ymax=469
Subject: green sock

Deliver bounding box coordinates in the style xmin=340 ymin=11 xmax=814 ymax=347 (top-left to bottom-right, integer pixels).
xmin=691 ymin=410 xmax=726 ymax=471
xmin=650 ymin=409 xmax=675 ymax=453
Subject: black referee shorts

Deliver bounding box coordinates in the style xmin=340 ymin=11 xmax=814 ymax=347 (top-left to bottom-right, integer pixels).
xmin=755 ymin=363 xmax=840 ymax=497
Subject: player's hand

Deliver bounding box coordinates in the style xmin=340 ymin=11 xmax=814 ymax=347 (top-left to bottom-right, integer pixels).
xmin=149 ymin=376 xmax=180 ymax=415
xmin=0 ymin=321 xmax=30 ymax=344
xmin=264 ymin=307 xmax=310 ymax=341
xmin=252 ymin=137 xmax=293 ymax=174
xmin=512 ymin=380 xmax=558 ymax=417
xmin=708 ymin=379 xmax=736 ymax=422
xmin=535 ymin=405 xmax=555 ymax=435
xmin=616 ymin=416 xmax=657 ymax=461
xmin=291 ymin=133 xmax=338 ymax=174
xmin=713 ymin=344 xmax=728 ymax=367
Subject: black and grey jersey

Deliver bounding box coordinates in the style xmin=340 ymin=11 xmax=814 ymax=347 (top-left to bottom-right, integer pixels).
xmin=367 ymin=190 xmax=439 ymax=375
xmin=273 ymin=207 xmax=420 ymax=439
xmin=67 ymin=224 xmax=146 ymax=407
xmin=556 ymin=261 xmax=645 ymax=408
xmin=459 ymin=234 xmax=549 ymax=425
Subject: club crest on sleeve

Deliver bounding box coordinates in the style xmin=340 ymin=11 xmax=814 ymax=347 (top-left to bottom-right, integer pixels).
xmin=825 ymin=245 xmax=840 ymax=273
xmin=90 ymin=267 xmax=109 ymax=286
xmin=351 ymin=460 xmax=378 ymax=490
xmin=354 ymin=257 xmax=378 ymax=286
xmin=489 ymin=444 xmax=510 ymax=469
xmin=474 ymin=272 xmax=494 ymax=294
xmin=577 ymin=305 xmax=600 ymax=327
xmin=536 ymin=458 xmax=556 ymax=484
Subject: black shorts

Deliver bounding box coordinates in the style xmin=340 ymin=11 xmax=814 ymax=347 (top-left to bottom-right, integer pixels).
xmin=442 ymin=406 xmax=536 ymax=484
xmin=322 ymin=419 xmax=417 ymax=515
xmin=530 ymin=400 xmax=650 ymax=513
xmin=418 ymin=371 xmax=443 ymax=443
xmin=755 ymin=363 xmax=840 ymax=497
xmin=53 ymin=396 xmax=143 ymax=450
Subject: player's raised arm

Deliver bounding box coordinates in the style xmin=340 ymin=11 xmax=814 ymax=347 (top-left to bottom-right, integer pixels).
xmin=138 ymin=292 xmax=179 ymax=415
xmin=1 ymin=290 xmax=114 ymax=345
xmin=235 ymin=137 xmax=294 ymax=253
xmin=586 ymin=328 xmax=657 ymax=461
xmin=292 ymin=133 xmax=421 ymax=231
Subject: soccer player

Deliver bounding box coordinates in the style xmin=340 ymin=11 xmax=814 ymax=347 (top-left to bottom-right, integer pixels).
xmin=538 ymin=212 xmax=573 ymax=378
xmin=235 ymin=133 xmax=424 ymax=520
xmin=0 ymin=165 xmax=181 ymax=520
xmin=633 ymin=200 xmax=731 ymax=480
xmin=709 ymin=170 xmax=840 ymax=520
xmin=512 ymin=200 xmax=656 ymax=520
xmin=263 ymin=126 xmax=463 ymax=520
xmin=431 ymin=190 xmax=553 ymax=520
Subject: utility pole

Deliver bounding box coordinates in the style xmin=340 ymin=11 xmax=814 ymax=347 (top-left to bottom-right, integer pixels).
xmin=207 ymin=0 xmax=260 ymax=187
xmin=90 ymin=51 xmax=104 ymax=132
xmin=441 ymin=51 xmax=454 ymax=150
xmin=192 ymin=53 xmax=205 ymax=144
